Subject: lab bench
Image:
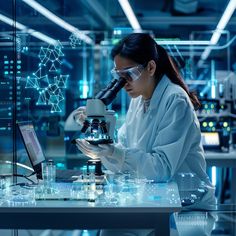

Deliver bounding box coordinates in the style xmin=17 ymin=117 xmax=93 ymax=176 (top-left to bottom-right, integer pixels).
xmin=0 ymin=181 xmax=182 ymax=236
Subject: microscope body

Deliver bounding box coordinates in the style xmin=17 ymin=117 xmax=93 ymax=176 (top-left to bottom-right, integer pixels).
xmin=82 ymin=99 xmax=116 ymax=144
xmin=80 ymin=77 xmax=126 ymax=144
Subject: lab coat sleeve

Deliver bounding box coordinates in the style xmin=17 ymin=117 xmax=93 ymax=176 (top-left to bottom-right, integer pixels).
xmin=116 ymin=122 xmax=127 ymax=147
xmin=100 ymin=123 xmax=127 ymax=173
xmin=101 ymin=94 xmax=195 ymax=181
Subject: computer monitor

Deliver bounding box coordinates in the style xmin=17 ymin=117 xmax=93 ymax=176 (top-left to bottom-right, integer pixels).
xmin=18 ymin=121 xmax=46 ymax=178
xmin=201 ymin=132 xmax=220 ymax=150
xmin=18 ymin=121 xmax=83 ymax=182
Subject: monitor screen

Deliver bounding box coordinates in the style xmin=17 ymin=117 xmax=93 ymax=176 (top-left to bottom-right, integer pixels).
xmin=201 ymin=132 xmax=220 ymax=147
xmin=18 ymin=122 xmax=45 ymax=166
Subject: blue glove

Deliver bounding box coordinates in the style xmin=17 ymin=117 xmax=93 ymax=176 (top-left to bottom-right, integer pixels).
xmin=76 ymin=139 xmax=114 ymax=159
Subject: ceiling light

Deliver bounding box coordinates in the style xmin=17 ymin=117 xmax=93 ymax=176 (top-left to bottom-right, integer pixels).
xmin=22 ymin=0 xmax=94 ymax=45
xmin=118 ymin=0 xmax=142 ymax=31
xmin=0 ymin=13 xmax=58 ymax=45
xmin=198 ymin=0 xmax=236 ymax=65
xmin=156 ymin=40 xmax=211 ymax=45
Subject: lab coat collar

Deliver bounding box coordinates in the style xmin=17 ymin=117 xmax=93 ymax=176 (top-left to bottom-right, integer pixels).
xmin=148 ymin=75 xmax=170 ymax=111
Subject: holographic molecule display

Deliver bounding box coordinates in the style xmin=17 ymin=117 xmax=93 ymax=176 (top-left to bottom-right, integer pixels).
xmin=69 ymin=31 xmax=82 ymax=48
xmin=26 ymin=41 xmax=69 ymax=113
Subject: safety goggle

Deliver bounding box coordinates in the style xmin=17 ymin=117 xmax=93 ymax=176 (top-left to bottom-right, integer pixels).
xmin=111 ymin=64 xmax=145 ymax=81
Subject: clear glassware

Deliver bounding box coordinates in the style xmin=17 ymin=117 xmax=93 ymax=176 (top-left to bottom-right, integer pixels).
xmin=70 ymin=177 xmax=85 ymax=200
xmin=0 ymin=176 xmax=6 ymax=205
xmin=7 ymin=185 xmax=36 ymax=207
xmin=103 ymin=183 xmax=119 ymax=205
xmin=41 ymin=161 xmax=56 ymax=194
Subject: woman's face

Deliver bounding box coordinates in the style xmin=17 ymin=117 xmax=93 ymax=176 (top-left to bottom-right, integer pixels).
xmin=113 ymin=55 xmax=156 ymax=99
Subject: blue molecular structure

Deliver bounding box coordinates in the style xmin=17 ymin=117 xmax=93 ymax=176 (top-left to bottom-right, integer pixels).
xmin=26 ymin=41 xmax=69 ymax=113
xmin=69 ymin=31 xmax=82 ymax=48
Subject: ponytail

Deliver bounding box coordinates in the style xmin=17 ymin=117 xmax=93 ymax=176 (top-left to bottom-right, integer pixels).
xmin=155 ymin=44 xmax=201 ymax=110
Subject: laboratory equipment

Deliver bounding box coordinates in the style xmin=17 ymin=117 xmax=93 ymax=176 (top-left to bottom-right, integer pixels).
xmin=87 ymin=159 xmax=103 ymax=176
xmin=77 ymin=77 xmax=127 ymax=145
xmin=41 ymin=160 xmax=56 ymax=194
xmin=42 ymin=160 xmax=56 ymax=183
xmin=199 ymin=116 xmax=231 ymax=152
xmin=18 ymin=121 xmax=81 ymax=182
xmin=7 ymin=185 xmax=36 ymax=207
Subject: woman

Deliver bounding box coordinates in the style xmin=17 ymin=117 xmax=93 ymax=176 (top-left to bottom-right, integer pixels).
xmin=76 ymin=33 xmax=215 ymax=207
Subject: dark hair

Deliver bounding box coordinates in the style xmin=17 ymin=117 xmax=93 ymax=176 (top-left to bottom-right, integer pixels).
xmin=111 ymin=33 xmax=200 ymax=110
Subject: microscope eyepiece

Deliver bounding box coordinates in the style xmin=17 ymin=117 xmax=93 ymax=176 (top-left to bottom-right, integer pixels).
xmin=95 ymin=79 xmax=118 ymax=100
xmin=99 ymin=77 xmax=127 ymax=106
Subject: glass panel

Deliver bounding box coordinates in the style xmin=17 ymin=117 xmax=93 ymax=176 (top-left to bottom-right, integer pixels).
xmin=0 ymin=2 xmax=14 ymax=177
xmin=13 ymin=1 xmax=97 ymax=170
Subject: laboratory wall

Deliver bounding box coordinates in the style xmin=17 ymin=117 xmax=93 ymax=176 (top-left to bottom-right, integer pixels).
xmin=0 ymin=0 xmax=236 ymax=205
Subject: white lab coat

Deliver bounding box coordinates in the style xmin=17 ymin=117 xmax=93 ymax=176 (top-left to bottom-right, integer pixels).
xmin=101 ymin=76 xmax=216 ymax=207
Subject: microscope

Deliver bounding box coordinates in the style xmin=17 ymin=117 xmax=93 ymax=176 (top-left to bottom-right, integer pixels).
xmin=78 ymin=77 xmax=127 ymax=145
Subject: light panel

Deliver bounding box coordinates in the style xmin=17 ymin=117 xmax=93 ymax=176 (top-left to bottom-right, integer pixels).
xmin=199 ymin=0 xmax=236 ymax=65
xmin=211 ymin=166 xmax=217 ymax=186
xmin=156 ymin=40 xmax=211 ymax=45
xmin=118 ymin=0 xmax=142 ymax=31
xmin=0 ymin=13 xmax=58 ymax=45
xmin=22 ymin=0 xmax=94 ymax=45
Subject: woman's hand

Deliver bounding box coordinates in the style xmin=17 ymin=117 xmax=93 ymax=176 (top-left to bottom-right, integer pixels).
xmin=76 ymin=139 xmax=114 ymax=159
xmin=73 ymin=106 xmax=87 ymax=126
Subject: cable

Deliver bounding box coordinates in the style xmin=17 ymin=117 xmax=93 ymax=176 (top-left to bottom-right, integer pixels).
xmin=207 ymin=35 xmax=236 ymax=50
xmin=162 ymin=35 xmax=236 ymax=50
xmin=26 ymin=171 xmax=37 ymax=177
xmin=0 ymin=173 xmax=37 ymax=184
